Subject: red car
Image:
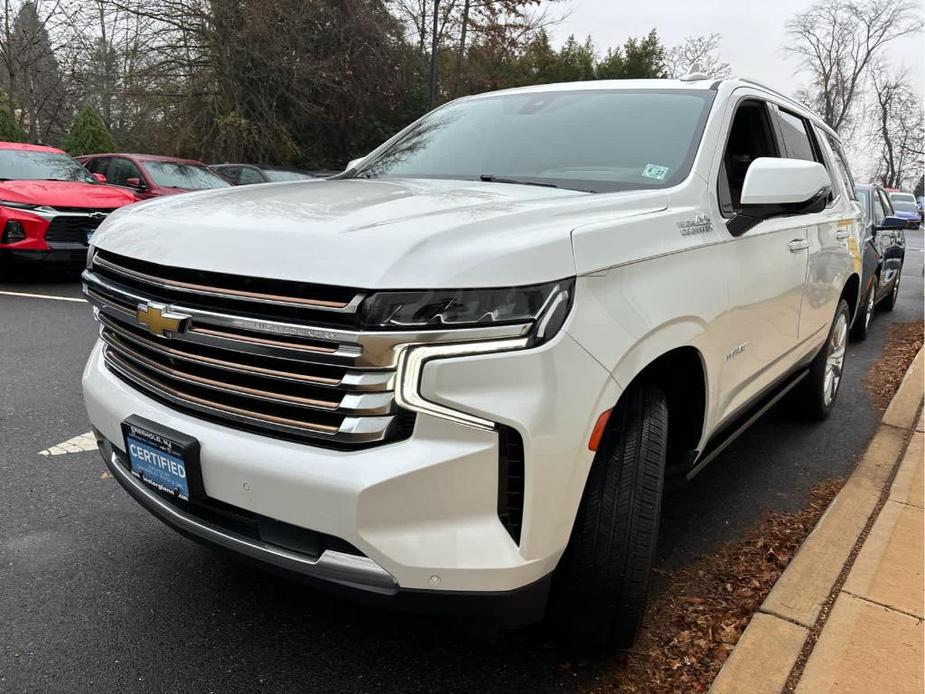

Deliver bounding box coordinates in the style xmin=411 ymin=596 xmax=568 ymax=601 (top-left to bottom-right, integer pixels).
xmin=77 ymin=153 xmax=231 ymax=200
xmin=0 ymin=142 xmax=137 ymax=270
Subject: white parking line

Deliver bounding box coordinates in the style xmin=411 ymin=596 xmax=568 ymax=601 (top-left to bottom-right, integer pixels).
xmin=39 ymin=432 xmax=97 ymax=456
xmin=0 ymin=290 xmax=86 ymax=303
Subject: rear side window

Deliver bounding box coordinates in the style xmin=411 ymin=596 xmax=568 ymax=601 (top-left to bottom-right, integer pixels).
xmin=777 ymin=110 xmax=817 ymax=162
xmin=821 ymin=131 xmax=857 ymax=201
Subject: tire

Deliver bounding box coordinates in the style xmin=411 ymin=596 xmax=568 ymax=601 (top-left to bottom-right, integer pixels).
xmin=850 ymin=277 xmax=876 ymax=341
xmin=881 ymin=266 xmax=902 ymax=311
xmin=791 ymin=299 xmax=850 ymax=421
xmin=551 ymin=385 xmax=668 ymax=653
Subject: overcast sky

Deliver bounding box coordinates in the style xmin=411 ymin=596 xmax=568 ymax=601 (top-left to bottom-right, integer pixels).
xmin=547 ymin=0 xmax=924 ymax=178
xmin=548 ymin=0 xmax=923 ymax=96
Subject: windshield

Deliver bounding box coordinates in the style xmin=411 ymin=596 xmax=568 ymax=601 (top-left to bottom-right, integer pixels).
xmin=144 ymin=161 xmax=230 ymax=190
xmin=265 ymin=169 xmax=316 ymax=182
xmin=355 ymin=89 xmax=715 ymax=193
xmin=890 ymin=192 xmax=916 ymax=204
xmin=0 ymin=149 xmax=95 ymax=183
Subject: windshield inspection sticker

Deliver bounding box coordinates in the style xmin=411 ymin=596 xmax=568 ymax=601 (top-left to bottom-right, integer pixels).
xmin=641 ymin=164 xmax=670 ymax=180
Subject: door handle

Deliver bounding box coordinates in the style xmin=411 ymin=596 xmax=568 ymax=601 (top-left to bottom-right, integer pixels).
xmin=834 ymin=229 xmax=850 ymax=240
xmin=788 ymin=239 xmax=809 ymax=252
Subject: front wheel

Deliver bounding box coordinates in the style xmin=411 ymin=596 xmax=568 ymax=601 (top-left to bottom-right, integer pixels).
xmin=551 ymin=384 xmax=667 ymax=653
xmin=791 ymin=299 xmax=850 ymax=420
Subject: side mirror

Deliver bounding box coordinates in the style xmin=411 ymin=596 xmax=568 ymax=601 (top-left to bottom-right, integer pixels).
xmin=876 ymin=215 xmax=906 ymax=231
xmin=346 ymin=157 xmax=364 ymax=171
xmin=729 ymin=158 xmax=831 ymax=236
xmin=92 ymin=173 xmax=107 ymax=183
xmin=125 ymin=177 xmax=145 ymax=189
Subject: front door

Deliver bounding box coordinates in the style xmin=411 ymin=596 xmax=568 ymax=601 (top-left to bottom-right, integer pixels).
xmin=709 ymin=95 xmax=809 ymax=424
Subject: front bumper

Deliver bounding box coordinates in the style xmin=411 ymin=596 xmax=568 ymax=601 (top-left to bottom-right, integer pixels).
xmin=83 ymin=330 xmax=617 ymax=600
xmin=98 ymin=436 xmax=550 ymax=625
xmin=6 ymin=244 xmax=89 ymax=264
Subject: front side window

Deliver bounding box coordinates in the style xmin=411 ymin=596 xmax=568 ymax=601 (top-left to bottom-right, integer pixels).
xmin=872 ymin=190 xmax=886 ymax=225
xmin=718 ymin=99 xmax=779 ymax=214
xmin=0 ymin=149 xmax=96 ymax=183
xmin=108 ymin=157 xmax=144 ymax=187
xmin=85 ymin=157 xmax=110 ymax=176
xmin=144 ymin=161 xmax=231 ymax=190
xmin=356 ymin=89 xmax=716 ymax=194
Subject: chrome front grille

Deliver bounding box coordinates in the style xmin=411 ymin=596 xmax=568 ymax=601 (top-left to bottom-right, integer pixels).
xmin=83 ymin=252 xmax=403 ymax=447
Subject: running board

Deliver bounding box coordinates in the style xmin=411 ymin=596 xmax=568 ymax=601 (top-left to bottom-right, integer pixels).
xmin=686 ymin=368 xmax=809 ymax=481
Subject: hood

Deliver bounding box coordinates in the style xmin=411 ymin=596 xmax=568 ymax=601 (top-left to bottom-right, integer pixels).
xmin=93 ymin=178 xmax=666 ymax=288
xmin=0 ymin=180 xmax=136 ymax=209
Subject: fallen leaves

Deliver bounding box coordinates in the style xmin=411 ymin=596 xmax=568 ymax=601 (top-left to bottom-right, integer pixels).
xmin=588 ymin=478 xmax=843 ymax=694
xmin=863 ymin=321 xmax=924 ymax=412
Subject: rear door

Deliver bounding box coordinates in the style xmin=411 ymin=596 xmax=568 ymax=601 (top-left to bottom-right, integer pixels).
xmin=797 ymin=124 xmax=862 ymax=340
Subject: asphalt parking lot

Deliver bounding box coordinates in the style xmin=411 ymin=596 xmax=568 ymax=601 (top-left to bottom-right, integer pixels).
xmin=1 ymin=231 xmax=923 ymax=694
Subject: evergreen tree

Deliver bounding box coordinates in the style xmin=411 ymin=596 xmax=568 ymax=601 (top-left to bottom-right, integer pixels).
xmin=62 ymin=106 xmax=115 ymax=156
xmin=0 ymin=107 xmax=26 ymax=142
xmin=595 ymin=30 xmax=667 ymax=80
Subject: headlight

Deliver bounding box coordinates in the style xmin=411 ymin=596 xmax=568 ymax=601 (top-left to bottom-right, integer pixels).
xmin=361 ymin=279 xmax=574 ymax=342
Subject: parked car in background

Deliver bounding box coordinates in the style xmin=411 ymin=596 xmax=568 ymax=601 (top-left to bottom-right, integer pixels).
xmin=851 ymin=183 xmax=906 ymax=339
xmin=78 ymin=153 xmax=231 ymax=200
xmin=887 ymin=192 xmax=923 ymax=229
xmin=82 ymin=78 xmax=860 ymax=651
xmin=210 ymin=164 xmax=319 ymax=185
xmin=0 ymin=142 xmax=136 ymax=274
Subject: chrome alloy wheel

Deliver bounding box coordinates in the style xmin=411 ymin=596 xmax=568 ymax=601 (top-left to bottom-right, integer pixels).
xmin=865 ymin=281 xmax=876 ymax=329
xmin=824 ymin=313 xmax=848 ymax=406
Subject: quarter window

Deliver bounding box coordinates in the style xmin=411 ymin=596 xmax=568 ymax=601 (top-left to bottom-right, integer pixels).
xmin=821 ymin=132 xmax=857 ymax=201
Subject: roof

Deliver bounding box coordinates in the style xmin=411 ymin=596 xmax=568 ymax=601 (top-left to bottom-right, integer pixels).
xmin=0 ymin=142 xmax=64 ymax=153
xmin=79 ymin=152 xmax=205 ymax=165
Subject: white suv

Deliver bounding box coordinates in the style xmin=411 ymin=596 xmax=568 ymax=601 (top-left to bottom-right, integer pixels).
xmin=81 ymin=78 xmax=861 ymax=650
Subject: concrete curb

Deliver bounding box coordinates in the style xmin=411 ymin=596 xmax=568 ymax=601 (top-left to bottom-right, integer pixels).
xmin=709 ymin=346 xmax=924 ymax=694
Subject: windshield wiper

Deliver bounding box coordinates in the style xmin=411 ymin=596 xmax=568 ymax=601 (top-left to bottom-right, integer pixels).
xmin=479 ymin=174 xmax=559 ymax=189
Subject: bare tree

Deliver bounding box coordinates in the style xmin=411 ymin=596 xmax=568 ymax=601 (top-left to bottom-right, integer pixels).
xmin=786 ymin=0 xmax=922 ymax=133
xmin=665 ymin=33 xmax=731 ymax=78
xmin=867 ymin=64 xmax=923 ymax=189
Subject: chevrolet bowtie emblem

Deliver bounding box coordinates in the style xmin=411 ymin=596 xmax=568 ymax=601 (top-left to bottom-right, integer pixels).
xmin=136 ymin=302 xmax=189 ymax=337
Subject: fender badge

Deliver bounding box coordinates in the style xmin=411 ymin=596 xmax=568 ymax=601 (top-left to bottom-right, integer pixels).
xmin=678 ymin=215 xmax=714 ymax=236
